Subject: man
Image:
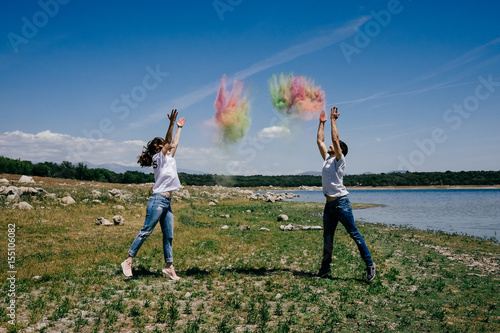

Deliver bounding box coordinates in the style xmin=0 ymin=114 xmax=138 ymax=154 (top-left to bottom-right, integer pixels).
xmin=316 ymin=106 xmax=375 ymax=282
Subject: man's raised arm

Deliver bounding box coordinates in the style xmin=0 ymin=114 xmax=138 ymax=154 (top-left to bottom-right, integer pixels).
xmin=317 ymin=110 xmax=328 ymax=160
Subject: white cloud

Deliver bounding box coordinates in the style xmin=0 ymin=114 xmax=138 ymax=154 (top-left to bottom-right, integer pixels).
xmin=0 ymin=130 xmax=145 ymax=166
xmin=257 ymin=126 xmax=291 ymax=138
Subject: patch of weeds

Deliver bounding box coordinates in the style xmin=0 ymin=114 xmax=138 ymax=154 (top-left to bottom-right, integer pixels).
xmin=274 ymin=301 xmax=283 ymax=316
xmin=74 ymin=312 xmax=89 ymax=332
xmin=144 ymin=299 xmax=152 ymax=308
xmin=179 ymin=215 xmax=212 ymax=228
xmin=104 ymin=308 xmax=119 ymax=327
xmin=257 ymin=296 xmax=271 ymax=330
xmin=226 ymin=293 xmax=242 ymax=309
xmin=110 ymin=295 xmax=126 ymax=313
xmin=216 ymin=314 xmax=235 ymax=333
xmin=246 ymin=296 xmax=259 ymax=324
xmin=275 ymin=315 xmax=298 ymax=333
xmin=51 ymin=297 xmax=71 ymax=320
xmin=156 ymin=295 xmax=168 ymax=323
xmin=28 ymin=295 xmax=46 ymax=323
xmin=129 ymin=304 xmax=143 ymax=317
xmin=430 ymin=305 xmax=446 ymax=321
xmin=368 ymin=280 xmax=385 ymax=295
xmin=132 ymin=316 xmax=145 ymax=329
xmin=183 ymin=300 xmax=193 ymax=314
xmin=385 ymin=267 xmax=399 ymax=282
xmin=184 ymin=318 xmax=201 ymax=333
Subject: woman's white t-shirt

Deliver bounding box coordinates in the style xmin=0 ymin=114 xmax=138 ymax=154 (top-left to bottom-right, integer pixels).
xmin=322 ymin=155 xmax=349 ymax=198
xmin=152 ymin=152 xmax=181 ymax=194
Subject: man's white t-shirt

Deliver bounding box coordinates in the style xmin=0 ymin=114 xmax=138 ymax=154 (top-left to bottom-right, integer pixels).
xmin=152 ymin=152 xmax=181 ymax=194
xmin=322 ymin=154 xmax=349 ymax=198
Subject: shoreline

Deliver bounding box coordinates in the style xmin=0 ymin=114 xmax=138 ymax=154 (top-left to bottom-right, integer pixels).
xmin=255 ymin=185 xmax=500 ymax=191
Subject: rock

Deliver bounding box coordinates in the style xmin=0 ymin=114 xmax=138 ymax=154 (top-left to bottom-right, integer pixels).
xmin=7 ymin=194 xmax=19 ymax=202
xmin=108 ymin=188 xmax=129 ymax=200
xmin=249 ymin=191 xmax=299 ymax=203
xmin=61 ymin=196 xmax=76 ymax=205
xmin=95 ymin=217 xmax=113 ymax=226
xmin=220 ymin=214 xmax=230 ymax=218
xmin=266 ymin=196 xmax=276 ymax=203
xmin=221 ymin=225 xmax=229 ymax=230
xmin=309 ymin=226 xmax=323 ymax=230
xmin=1 ymin=186 xmax=19 ymax=196
xmin=136 ymin=214 xmax=140 ymax=218
xmin=113 ymin=205 xmax=125 ymax=210
xmin=277 ymin=214 xmax=288 ymax=222
xmin=238 ymin=225 xmax=250 ymax=231
xmin=246 ymin=210 xmax=252 ymax=213
xmin=13 ymin=201 xmax=33 ymax=210
xmin=0 ymin=178 xmax=9 ymax=185
xmin=177 ymin=190 xmax=191 ymax=199
xmin=91 ymin=190 xmax=101 ymax=199
xmin=208 ymin=201 xmax=217 ymax=206
xmin=113 ymin=215 xmax=125 ymax=226
xmin=259 ymin=227 xmax=270 ymax=232
xmin=280 ymin=223 xmax=323 ymax=231
xmin=18 ymin=175 xmax=35 ymax=184
xmin=92 ymin=199 xmax=102 ymax=204
xmin=45 ymin=193 xmax=57 ymax=200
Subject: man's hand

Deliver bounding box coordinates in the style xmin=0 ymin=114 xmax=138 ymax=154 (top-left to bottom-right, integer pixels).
xmin=168 ymin=109 xmax=178 ymax=122
xmin=331 ymin=106 xmax=339 ymax=120
xmin=319 ymin=110 xmax=327 ymax=123
xmin=177 ymin=117 xmax=186 ymax=127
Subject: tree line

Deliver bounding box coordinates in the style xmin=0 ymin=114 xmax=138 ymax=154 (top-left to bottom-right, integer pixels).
xmin=1 ymin=156 xmax=499 ymax=187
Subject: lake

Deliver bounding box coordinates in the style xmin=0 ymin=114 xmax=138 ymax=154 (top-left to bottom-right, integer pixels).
xmin=280 ymin=189 xmax=500 ymax=242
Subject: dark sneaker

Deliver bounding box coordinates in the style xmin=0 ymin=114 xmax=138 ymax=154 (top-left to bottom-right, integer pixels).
xmin=315 ymin=268 xmax=331 ymax=278
xmin=366 ymin=263 xmax=376 ymax=282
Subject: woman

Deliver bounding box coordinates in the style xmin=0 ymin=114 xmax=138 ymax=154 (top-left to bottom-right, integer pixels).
xmin=121 ymin=109 xmax=186 ymax=280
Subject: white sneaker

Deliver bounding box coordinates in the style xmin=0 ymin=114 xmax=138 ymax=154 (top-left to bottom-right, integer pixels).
xmin=121 ymin=260 xmax=133 ymax=278
xmin=162 ymin=267 xmax=180 ymax=280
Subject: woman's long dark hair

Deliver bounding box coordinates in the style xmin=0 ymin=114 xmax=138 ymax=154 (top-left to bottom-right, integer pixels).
xmin=138 ymin=137 xmax=164 ymax=167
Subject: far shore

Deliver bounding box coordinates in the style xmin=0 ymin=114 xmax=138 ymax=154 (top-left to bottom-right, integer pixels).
xmin=254 ymin=185 xmax=500 ymax=191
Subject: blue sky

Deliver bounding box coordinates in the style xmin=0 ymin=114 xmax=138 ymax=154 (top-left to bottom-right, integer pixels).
xmin=1 ymin=0 xmax=499 ymax=175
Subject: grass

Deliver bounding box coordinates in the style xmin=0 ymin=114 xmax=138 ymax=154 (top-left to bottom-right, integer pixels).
xmin=0 ymin=175 xmax=499 ymax=332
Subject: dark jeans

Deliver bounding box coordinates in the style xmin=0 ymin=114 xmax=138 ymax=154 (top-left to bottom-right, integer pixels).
xmin=321 ymin=196 xmax=373 ymax=269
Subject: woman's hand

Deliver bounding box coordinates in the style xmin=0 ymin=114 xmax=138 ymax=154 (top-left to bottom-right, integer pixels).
xmin=319 ymin=110 xmax=327 ymax=123
xmin=330 ymin=106 xmax=339 ymax=120
xmin=177 ymin=117 xmax=186 ymax=127
xmin=168 ymin=109 xmax=178 ymax=122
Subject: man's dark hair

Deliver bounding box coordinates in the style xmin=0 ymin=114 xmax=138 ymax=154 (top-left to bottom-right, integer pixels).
xmin=339 ymin=140 xmax=348 ymax=157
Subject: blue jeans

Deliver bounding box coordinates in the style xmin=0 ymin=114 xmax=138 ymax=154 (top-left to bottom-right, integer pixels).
xmin=321 ymin=196 xmax=373 ymax=269
xmin=128 ymin=193 xmax=174 ymax=263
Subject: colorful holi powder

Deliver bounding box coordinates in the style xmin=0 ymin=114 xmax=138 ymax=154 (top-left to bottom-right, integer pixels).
xmin=269 ymin=73 xmax=325 ymax=119
xmin=214 ymin=74 xmax=251 ymax=143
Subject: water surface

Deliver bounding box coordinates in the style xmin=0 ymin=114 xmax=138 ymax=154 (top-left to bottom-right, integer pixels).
xmin=281 ymin=189 xmax=500 ymax=242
